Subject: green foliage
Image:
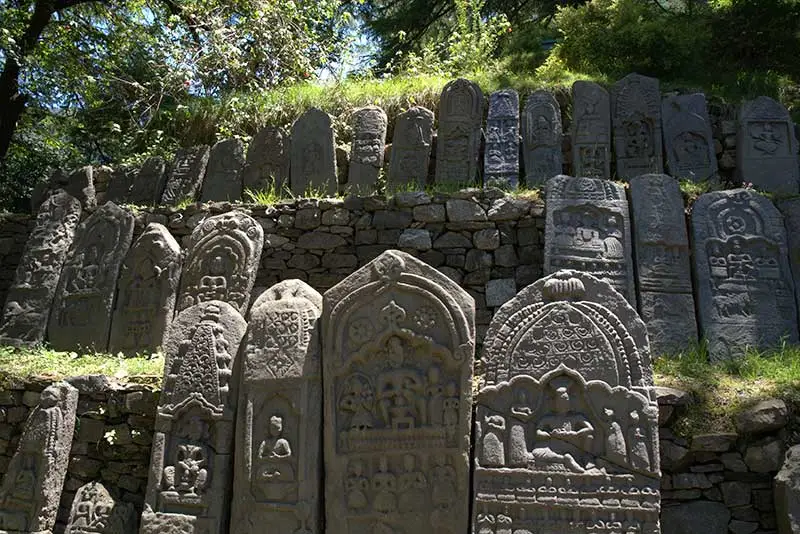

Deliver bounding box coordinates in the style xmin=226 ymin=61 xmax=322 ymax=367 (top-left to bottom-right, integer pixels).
xmin=243 ymin=184 xmax=289 ymax=206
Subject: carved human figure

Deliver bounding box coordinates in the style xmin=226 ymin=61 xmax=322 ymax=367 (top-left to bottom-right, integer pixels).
xmin=443 ymin=382 xmax=459 ymax=432
xmin=482 ymin=415 xmax=506 ymax=467
xmin=163 ymin=443 xmax=208 ymax=496
xmin=377 ymin=367 xmax=424 ymax=429
xmin=397 ymin=454 xmax=427 ymax=513
xmin=340 ymin=374 xmax=375 ymax=430
xmin=604 ymin=407 xmax=628 ymax=466
xmin=627 ymin=410 xmax=651 ymax=471
xmin=256 ymin=415 xmax=296 ymax=498
xmin=372 ymin=457 xmax=397 ymax=514
xmin=426 ymin=366 xmax=446 ymax=426
xmin=345 ymin=460 xmax=369 ymax=512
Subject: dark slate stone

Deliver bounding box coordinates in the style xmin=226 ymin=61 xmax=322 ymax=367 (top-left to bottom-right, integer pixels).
xmin=290 ymin=108 xmax=337 ymax=197
xmin=347 ymin=106 xmax=387 ymax=195
xmin=201 ymin=138 xmax=245 ymax=202
xmin=161 ymin=145 xmax=211 ymax=205
xmin=242 ymin=126 xmax=290 ymax=194
xmin=128 ymin=156 xmax=167 ymax=205
xmin=387 ymin=106 xmax=434 ymax=191
xmin=662 ymin=93 xmax=718 ymax=183
xmin=571 ymin=80 xmax=611 ymax=179
xmin=522 ymin=90 xmax=563 ymax=185
xmin=435 ymin=78 xmax=483 ymax=186
xmin=611 ymin=73 xmax=664 ymax=179
xmin=484 ymin=89 xmax=520 ymax=188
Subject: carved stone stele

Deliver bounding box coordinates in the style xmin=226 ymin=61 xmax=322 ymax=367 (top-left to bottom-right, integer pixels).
xmin=661 ymin=93 xmax=718 ymax=183
xmin=140 ymin=300 xmax=247 ymax=534
xmin=48 ymin=201 xmax=135 ymax=352
xmin=128 ymin=157 xmax=168 ymax=205
xmin=161 ymin=146 xmax=211 ymax=205
xmin=484 ymin=89 xmax=520 ymax=189
xmin=435 ymin=78 xmax=483 ymax=186
xmin=0 ymin=382 xmax=79 ymax=534
xmin=231 ymin=280 xmax=323 ymax=534
xmin=348 ymin=106 xmax=388 ymax=195
xmin=387 ymin=107 xmax=434 ymax=191
xmin=242 ymin=126 xmax=290 ymax=194
xmin=66 ymin=482 xmax=136 ymax=534
xmin=475 ymin=270 xmax=659 ymax=534
xmin=290 ymin=108 xmax=338 ymax=197
xmin=322 ymin=250 xmax=475 ymax=534
xmin=778 ymin=197 xmax=800 ymax=318
xmin=522 ymin=90 xmax=563 ymax=185
xmin=611 ymin=73 xmax=663 ymax=180
xmin=201 ymin=138 xmax=246 ymax=202
xmin=571 ymin=81 xmax=611 ymax=179
xmin=0 ymin=191 xmax=81 ymax=347
xmin=176 ymin=211 xmax=264 ymax=315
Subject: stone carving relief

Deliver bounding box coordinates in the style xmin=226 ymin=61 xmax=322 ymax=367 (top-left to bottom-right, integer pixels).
xmin=662 ymin=93 xmax=718 ymax=183
xmin=66 ymin=482 xmax=136 ymax=534
xmin=348 ymin=106 xmax=388 ymax=195
xmin=778 ymin=198 xmax=800 ymax=316
xmin=435 ymin=78 xmax=483 ymax=186
xmin=291 ymin=108 xmax=338 ymax=197
xmin=523 ymin=90 xmax=563 ymax=185
xmin=161 ymin=145 xmax=211 ymax=205
xmin=387 ymin=107 xmax=434 ymax=191
xmin=611 ymin=73 xmax=663 ymax=179
xmin=571 ymin=81 xmax=610 ymax=179
xmin=484 ymin=90 xmax=520 ymax=188
xmin=242 ymin=126 xmax=290 ymax=193
xmin=128 ymin=156 xmax=168 ymax=205
xmin=201 ymin=138 xmax=246 ymax=202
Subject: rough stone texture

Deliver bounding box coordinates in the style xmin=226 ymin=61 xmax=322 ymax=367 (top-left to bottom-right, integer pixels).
xmin=65 ymin=482 xmax=136 ymax=534
xmin=775 ymin=444 xmax=800 ymax=534
xmin=629 ymin=174 xmax=698 ymax=354
xmin=522 ymin=90 xmax=563 ymax=185
xmin=744 ymin=438 xmax=785 ymax=473
xmin=0 ymin=382 xmax=78 ymax=534
xmin=737 ymin=96 xmax=799 ymax=194
xmin=128 ymin=157 xmax=167 ymax=206
xmin=139 ymin=300 xmax=246 ymax=534
xmin=387 ymin=107 xmax=434 ymax=191
xmin=290 ymin=108 xmax=337 ymax=197
xmin=108 ymin=223 xmax=181 ymax=356
xmin=691 ymin=189 xmax=798 ymax=360
xmin=475 ymin=270 xmax=659 ymax=534
xmin=435 ymin=78 xmax=483 ymax=186
xmin=484 ymin=89 xmax=520 ymax=188
xmin=778 ymin=197 xmax=800 ymax=316
xmin=661 ymin=501 xmax=730 ymax=534
xmin=176 ymin=211 xmax=264 ymax=315
xmin=611 ymin=73 xmax=664 ymax=179
xmin=735 ymin=398 xmax=788 ymax=434
xmin=65 ymin=167 xmax=97 ymax=210
xmin=241 ymin=126 xmax=289 ymax=194
xmin=48 ymin=202 xmax=135 ymax=352
xmin=105 ymin=167 xmax=135 ymax=204
xmin=571 ymin=80 xmax=611 ymax=179
xmin=231 ymin=281 xmax=322 ymax=534
xmin=322 ymin=250 xmax=475 ymax=534
xmin=544 ymin=175 xmax=636 ymax=303
xmin=201 ymin=138 xmax=245 ymax=202
xmin=662 ymin=93 xmax=718 ymax=182
xmin=0 ymin=192 xmax=82 ymax=347
xmin=161 ymin=145 xmax=211 ymax=205
xmin=347 ymin=106 xmax=387 ymax=195
xmin=484 ymin=277 xmax=515 ymax=307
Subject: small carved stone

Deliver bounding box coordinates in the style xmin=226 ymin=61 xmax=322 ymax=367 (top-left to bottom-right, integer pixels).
xmin=201 ymin=138 xmax=245 ymax=202
xmin=161 ymin=145 xmax=211 ymax=205
xmin=66 ymin=482 xmax=136 ymax=534
xmin=348 ymin=106 xmax=387 ymax=195
xmin=523 ymin=90 xmax=563 ymax=185
xmin=611 ymin=73 xmax=664 ymax=179
xmin=387 ymin=107 xmax=434 ymax=191
xmin=484 ymin=89 xmax=520 ymax=188
xmin=435 ymin=78 xmax=483 ymax=186
xmin=128 ymin=157 xmax=168 ymax=205
xmin=290 ymin=108 xmax=337 ymax=197
xmin=662 ymin=93 xmax=718 ymax=183
xmin=242 ymin=126 xmax=290 ymax=194
xmin=571 ymin=81 xmax=611 ymax=179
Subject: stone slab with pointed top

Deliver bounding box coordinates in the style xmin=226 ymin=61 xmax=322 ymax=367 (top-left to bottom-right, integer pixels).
xmin=201 ymin=138 xmax=245 ymax=202
xmin=105 ymin=167 xmax=135 ymax=204
xmin=161 ymin=145 xmax=211 ymax=205
xmin=291 ymin=108 xmax=337 ymax=197
xmin=435 ymin=78 xmax=483 ymax=186
xmin=128 ymin=156 xmax=168 ymax=205
xmin=347 ymin=106 xmax=387 ymax=195
xmin=484 ymin=89 xmax=520 ymax=188
xmin=662 ymin=93 xmax=718 ymax=183
xmin=571 ymin=81 xmax=611 ymax=179
xmin=66 ymin=481 xmax=136 ymax=534
xmin=387 ymin=107 xmax=434 ymax=191
xmin=523 ymin=90 xmax=563 ymax=185
xmin=242 ymin=126 xmax=290 ymax=194
xmin=612 ymin=73 xmax=664 ymax=179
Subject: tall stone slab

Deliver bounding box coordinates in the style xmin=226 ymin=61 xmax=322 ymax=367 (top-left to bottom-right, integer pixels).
xmin=66 ymin=166 xmax=97 ymax=210
xmin=737 ymin=96 xmax=800 ymax=194
xmin=523 ymin=90 xmax=563 ymax=185
xmin=48 ymin=201 xmax=135 ymax=351
xmin=435 ymin=78 xmax=483 ymax=186
xmin=322 ymin=250 xmax=475 ymax=534
xmin=201 ymin=138 xmax=245 ymax=202
xmin=630 ymin=174 xmax=698 ymax=355
xmin=290 ymin=108 xmax=337 ymax=197
xmin=176 ymin=211 xmax=264 ymax=315
xmin=387 ymin=106 xmax=434 ymax=191
xmin=778 ymin=197 xmax=800 ymax=316
xmin=105 ymin=167 xmax=135 ymax=204
xmin=0 ymin=382 xmax=78 ymax=534
xmin=231 ymin=280 xmax=323 ymax=534
xmin=347 ymin=106 xmax=387 ymax=195
xmin=571 ymin=81 xmax=611 ymax=179
xmin=775 ymin=444 xmax=800 ymax=534
xmin=692 ymin=189 xmax=798 ymax=360
xmin=109 ymin=223 xmax=182 ymax=356
xmin=242 ymin=126 xmax=289 ymax=194
xmin=161 ymin=145 xmax=211 ymax=205
xmin=128 ymin=156 xmax=167 ymax=205
xmin=662 ymin=93 xmax=718 ymax=182
xmin=66 ymin=482 xmax=136 ymax=534
xmin=140 ymin=300 xmax=247 ymax=534
xmin=612 ymin=73 xmax=663 ymax=179
xmin=475 ymin=270 xmax=659 ymax=534
xmin=0 ymin=191 xmax=81 ymax=347
xmin=544 ymin=175 xmax=635 ymax=303
xmin=484 ymin=89 xmax=520 ymax=188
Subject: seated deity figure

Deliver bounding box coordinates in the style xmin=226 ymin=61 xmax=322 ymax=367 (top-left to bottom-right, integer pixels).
xmin=256 ymin=415 xmax=296 ymax=500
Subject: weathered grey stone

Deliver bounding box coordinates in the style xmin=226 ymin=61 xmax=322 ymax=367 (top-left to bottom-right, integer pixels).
xmin=544 ymin=175 xmax=636 ymax=303
xmin=48 ymin=201 xmax=135 ymax=351
xmin=488 ymin=197 xmax=529 ymax=220
xmin=775 ymin=444 xmax=800 ymax=534
xmin=475 ymin=270 xmax=659 ymax=534
xmin=66 ymin=481 xmax=136 ymax=534
xmin=140 ymin=300 xmax=246 ymax=534
xmin=105 ymin=166 xmax=135 ymax=204
xmin=347 ymin=106 xmax=387 ymax=195
xmin=737 ymin=96 xmax=799 ymax=194
xmin=66 ymin=165 xmax=97 ymax=209
xmin=691 ymin=189 xmax=798 ymax=360
xmin=231 ymin=281 xmax=322 ymax=534
xmin=109 ymin=223 xmax=181 ymax=356
xmin=735 ymin=398 xmax=788 ymax=434
xmin=473 ymin=229 xmax=500 ymax=250
xmin=721 ymin=481 xmax=752 ymax=507
xmin=745 ymin=438 xmax=785 ymax=473
xmin=128 ymin=157 xmax=167 ymax=205
xmin=242 ymin=126 xmax=290 ymax=193
xmin=0 ymin=191 xmax=81 ymax=347
xmin=729 ymin=520 xmax=758 ymax=534
xmin=629 ymin=174 xmax=698 ymax=354
xmin=435 ymin=78 xmax=483 ymax=185
xmin=387 ymin=107 xmax=434 ymax=191
xmin=413 ymin=203 xmax=445 ymax=222
xmin=691 ymin=433 xmax=737 ymax=452
xmin=322 ymin=250 xmax=475 ymax=534
xmin=485 ymin=278 xmax=516 ymax=307
xmin=446 ymin=198 xmax=486 ymax=222
xmin=778 ymin=197 xmax=800 ymax=317
xmin=484 ymin=89 xmax=520 ymax=188
xmin=397 ymin=228 xmax=431 ymax=250
xmin=161 ymin=145 xmax=211 ymax=205
xmin=571 ymin=80 xmax=611 ymax=179
xmin=611 ymin=73 xmax=664 ymax=179
xmin=297 ymin=231 xmax=346 ymax=250
xmin=662 ymin=93 xmax=718 ymax=182
xmin=661 ymin=501 xmax=730 ymax=534
xmin=0 ymin=382 xmax=78 ymax=533
xmin=176 ymin=211 xmax=264 ymax=315
xmin=433 ymin=231 xmax=471 ymax=249
xmin=201 ymin=138 xmax=245 ymax=201
xmin=522 ymin=90 xmax=563 ymax=185
xmin=290 ymin=108 xmax=337 ymax=197
xmin=655 ymin=386 xmax=691 ymax=406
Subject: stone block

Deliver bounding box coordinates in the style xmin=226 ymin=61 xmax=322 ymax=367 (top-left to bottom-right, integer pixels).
xmin=735 ymin=398 xmax=788 ymax=434
xmin=397 ymin=229 xmax=432 ymax=250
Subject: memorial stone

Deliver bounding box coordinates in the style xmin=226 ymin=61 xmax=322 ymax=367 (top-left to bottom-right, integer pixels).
xmin=161 ymin=145 xmax=211 ymax=205
xmin=290 ymin=108 xmax=337 ymax=197
xmin=692 ymin=189 xmax=798 ymax=360
xmin=231 ymin=280 xmax=323 ymax=534
xmin=201 ymin=138 xmax=245 ymax=202
xmin=475 ymin=270 xmax=660 ymax=534
xmin=66 ymin=166 xmax=97 ymax=210
xmin=0 ymin=382 xmax=78 ymax=534
xmin=629 ymin=174 xmax=698 ymax=354
xmin=0 ymin=191 xmax=81 ymax=346
xmin=348 ymin=106 xmax=387 ymax=195
xmin=322 ymin=250 xmax=475 ymax=534
xmin=241 ymin=126 xmax=289 ymax=193
xmin=612 ymin=73 xmax=663 ymax=179
xmin=544 ymin=175 xmax=635 ymax=303
xmin=66 ymin=482 xmax=136 ymax=534
xmin=105 ymin=167 xmax=135 ymax=204
xmin=523 ymin=90 xmax=563 ymax=185
xmin=176 ymin=211 xmax=264 ymax=314
xmin=140 ymin=300 xmax=247 ymax=534
xmin=387 ymin=106 xmax=434 ymax=191
xmin=484 ymin=89 xmax=520 ymax=188
xmin=737 ymin=96 xmax=800 ymax=194
xmin=128 ymin=156 xmax=167 ymax=205
xmin=571 ymin=81 xmax=611 ymax=179
xmin=662 ymin=93 xmax=718 ymax=182
xmin=778 ymin=197 xmax=800 ymax=315
xmin=48 ymin=201 xmax=135 ymax=351
xmin=109 ymin=222 xmax=182 ymax=356
xmin=435 ymin=78 xmax=483 ymax=186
